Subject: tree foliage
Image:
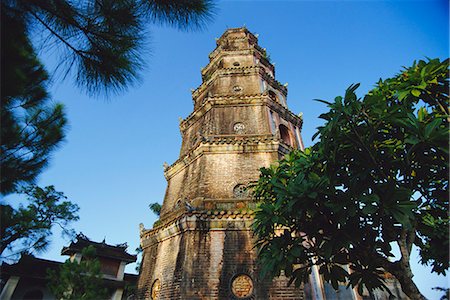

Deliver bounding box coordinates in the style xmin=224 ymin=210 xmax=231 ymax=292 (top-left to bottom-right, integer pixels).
xmin=0 ymin=185 xmax=79 ymax=257
xmin=2 ymin=0 xmax=215 ymax=96
xmin=1 ymin=0 xmax=215 ymax=193
xmin=2 ymin=0 xmax=214 ymax=192
xmin=253 ymin=58 xmax=449 ymax=300
xmin=149 ymin=202 xmax=162 ymax=216
xmin=1 ymin=11 xmax=67 ymax=195
xmin=47 ymin=245 xmax=109 ymax=300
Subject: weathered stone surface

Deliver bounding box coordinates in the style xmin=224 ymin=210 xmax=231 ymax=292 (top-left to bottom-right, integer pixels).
xmin=138 ymin=27 xmax=304 ymax=300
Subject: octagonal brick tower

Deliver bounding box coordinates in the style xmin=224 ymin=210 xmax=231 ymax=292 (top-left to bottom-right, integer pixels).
xmin=138 ymin=28 xmax=306 ymax=300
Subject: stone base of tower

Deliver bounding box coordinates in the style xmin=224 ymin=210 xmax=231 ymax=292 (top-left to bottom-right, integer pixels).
xmin=137 ymin=212 xmax=304 ymax=300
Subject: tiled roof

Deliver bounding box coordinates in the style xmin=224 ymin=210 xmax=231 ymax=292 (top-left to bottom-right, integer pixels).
xmin=1 ymin=255 xmax=61 ymax=279
xmin=61 ymin=234 xmax=136 ymax=263
xmin=1 ymin=254 xmax=138 ymax=286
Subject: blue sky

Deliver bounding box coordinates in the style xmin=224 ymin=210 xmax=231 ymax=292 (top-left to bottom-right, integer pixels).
xmin=4 ymin=1 xmax=449 ymax=298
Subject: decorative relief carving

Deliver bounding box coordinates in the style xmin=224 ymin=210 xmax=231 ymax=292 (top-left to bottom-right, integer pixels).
xmin=233 ymin=85 xmax=243 ymax=92
xmin=233 ymin=184 xmax=248 ymax=198
xmin=233 ymin=122 xmax=246 ymax=134
xmin=231 ymin=274 xmax=253 ymax=298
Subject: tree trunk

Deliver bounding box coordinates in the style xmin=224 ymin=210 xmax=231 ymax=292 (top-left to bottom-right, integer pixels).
xmin=389 ymin=264 xmax=427 ymax=300
xmin=385 ymin=229 xmax=428 ymax=300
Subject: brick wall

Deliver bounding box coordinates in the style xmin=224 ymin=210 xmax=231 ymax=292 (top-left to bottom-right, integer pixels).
xmin=138 ymin=217 xmax=304 ymax=300
xmin=138 ymin=28 xmax=305 ymax=300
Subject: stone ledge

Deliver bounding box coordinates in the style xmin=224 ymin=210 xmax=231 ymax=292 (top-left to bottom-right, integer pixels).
xmin=164 ymin=140 xmax=283 ymax=179
xmin=180 ymin=95 xmax=302 ymax=132
xmin=140 ymin=211 xmax=256 ymax=249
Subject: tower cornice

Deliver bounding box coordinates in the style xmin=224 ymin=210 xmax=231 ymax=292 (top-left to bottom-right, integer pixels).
xmin=200 ymin=47 xmax=274 ymax=82
xmin=164 ymin=137 xmax=290 ymax=180
xmin=140 ymin=211 xmax=255 ymax=249
xmin=208 ymin=27 xmax=259 ymax=59
xmin=193 ymin=63 xmax=285 ymax=103
xmin=180 ymin=95 xmax=302 ymax=133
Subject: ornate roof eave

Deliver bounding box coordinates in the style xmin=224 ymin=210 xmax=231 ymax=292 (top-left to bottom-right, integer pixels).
xmin=260 ymin=70 xmax=287 ymax=95
xmin=263 ymin=97 xmax=303 ymax=128
xmin=215 ymin=27 xmax=256 ymax=45
xmin=201 ymin=49 xmax=255 ymax=76
xmin=139 ymin=210 xmax=255 ymax=249
xmin=180 ymin=94 xmax=264 ymax=131
xmin=207 ymin=27 xmax=258 ymax=59
xmin=201 ymin=46 xmax=273 ymax=80
xmin=61 ymin=235 xmax=137 ymax=262
xmin=163 ymin=138 xmax=285 ymax=180
xmin=180 ymin=95 xmax=302 ymax=133
xmin=193 ymin=65 xmax=261 ymax=100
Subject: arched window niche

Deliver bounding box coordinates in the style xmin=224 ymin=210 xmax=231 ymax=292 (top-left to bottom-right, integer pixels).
xmin=268 ymin=90 xmax=278 ymax=102
xmin=150 ymin=279 xmax=161 ymax=300
xmin=279 ymin=124 xmax=294 ymax=147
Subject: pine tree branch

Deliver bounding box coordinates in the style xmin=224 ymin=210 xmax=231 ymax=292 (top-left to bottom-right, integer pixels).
xmin=29 ymin=11 xmax=89 ymax=59
xmin=1 ymin=109 xmax=63 ymax=161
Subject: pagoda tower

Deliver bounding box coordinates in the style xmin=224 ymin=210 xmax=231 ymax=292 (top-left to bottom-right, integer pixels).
xmin=138 ymin=28 xmax=306 ymax=300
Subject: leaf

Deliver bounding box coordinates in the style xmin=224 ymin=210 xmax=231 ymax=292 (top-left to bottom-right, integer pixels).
xmin=417 ymin=107 xmax=428 ymax=122
xmin=389 ymin=199 xmax=417 ymax=228
xmin=361 ymin=194 xmax=380 ymax=204
xmin=314 ymin=99 xmax=332 ymax=105
xmin=424 ymin=118 xmax=443 ymax=139
xmin=397 ymin=90 xmax=409 ymax=101
xmin=291 ymin=246 xmax=302 ymax=257
xmin=307 ymin=191 xmax=318 ymax=199
xmin=362 ymin=204 xmax=378 ymax=215
xmin=405 ymin=136 xmax=420 ymax=145
xmin=332 ymin=265 xmax=349 ymax=282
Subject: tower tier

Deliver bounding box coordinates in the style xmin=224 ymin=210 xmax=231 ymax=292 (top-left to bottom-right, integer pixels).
xmin=138 ymin=28 xmax=306 ymax=300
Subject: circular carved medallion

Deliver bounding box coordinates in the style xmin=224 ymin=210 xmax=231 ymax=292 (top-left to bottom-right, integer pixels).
xmin=233 ymin=85 xmax=243 ymax=92
xmin=231 ymin=274 xmax=254 ymax=298
xmin=151 ymin=279 xmax=160 ymax=300
xmin=233 ymin=122 xmax=245 ymax=134
xmin=233 ymin=184 xmax=248 ymax=198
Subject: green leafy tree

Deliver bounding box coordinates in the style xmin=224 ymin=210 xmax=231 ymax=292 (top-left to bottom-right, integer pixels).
xmin=253 ymin=58 xmax=449 ymax=300
xmin=0 ymin=185 xmax=79 ymax=257
xmin=48 ymin=245 xmax=110 ymax=300
xmin=149 ymin=202 xmax=162 ymax=216
xmin=149 ymin=202 xmax=162 ymax=228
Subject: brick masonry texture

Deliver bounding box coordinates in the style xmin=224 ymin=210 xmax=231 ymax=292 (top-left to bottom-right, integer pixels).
xmin=138 ymin=217 xmax=304 ymax=300
xmin=138 ymin=28 xmax=304 ymax=300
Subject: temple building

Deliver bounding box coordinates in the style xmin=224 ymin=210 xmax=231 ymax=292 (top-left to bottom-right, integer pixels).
xmin=0 ymin=234 xmax=138 ymax=300
xmin=137 ymin=28 xmax=404 ymax=300
xmin=137 ymin=27 xmax=305 ymax=299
